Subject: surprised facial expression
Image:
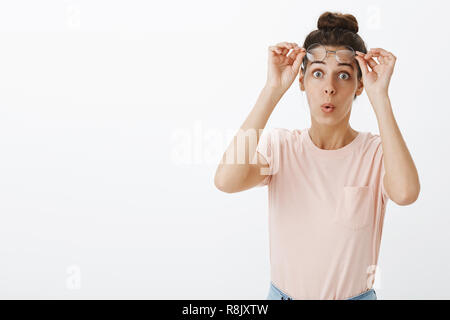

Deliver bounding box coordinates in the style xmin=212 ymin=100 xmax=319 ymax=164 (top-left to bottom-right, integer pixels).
xmin=299 ymin=46 xmax=364 ymax=124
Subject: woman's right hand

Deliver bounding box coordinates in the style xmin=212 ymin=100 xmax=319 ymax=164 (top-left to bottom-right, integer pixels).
xmin=266 ymin=42 xmax=306 ymax=92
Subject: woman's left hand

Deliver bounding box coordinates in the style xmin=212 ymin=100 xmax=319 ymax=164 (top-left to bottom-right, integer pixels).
xmin=355 ymin=48 xmax=396 ymax=99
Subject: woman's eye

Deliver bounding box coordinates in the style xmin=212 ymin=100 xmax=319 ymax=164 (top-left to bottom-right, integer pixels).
xmin=313 ymin=70 xmax=323 ymax=78
xmin=312 ymin=70 xmax=350 ymax=80
xmin=339 ymin=72 xmax=350 ymax=80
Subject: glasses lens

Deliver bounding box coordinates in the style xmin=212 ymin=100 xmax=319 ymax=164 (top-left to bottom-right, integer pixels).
xmin=306 ymin=44 xmax=326 ymax=62
xmin=336 ymin=47 xmax=355 ymax=63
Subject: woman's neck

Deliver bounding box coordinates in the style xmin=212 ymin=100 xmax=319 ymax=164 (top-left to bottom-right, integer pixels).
xmin=308 ymin=125 xmax=358 ymax=150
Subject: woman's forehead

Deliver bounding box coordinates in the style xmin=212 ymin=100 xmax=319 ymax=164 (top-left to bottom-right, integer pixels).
xmin=306 ymin=57 xmax=356 ymax=71
xmin=318 ymin=45 xmax=351 ymax=51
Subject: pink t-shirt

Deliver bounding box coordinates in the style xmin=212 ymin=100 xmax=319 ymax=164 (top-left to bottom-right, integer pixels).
xmin=256 ymin=127 xmax=389 ymax=299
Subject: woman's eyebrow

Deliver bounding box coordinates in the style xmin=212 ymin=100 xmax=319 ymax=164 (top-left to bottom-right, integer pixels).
xmin=338 ymin=63 xmax=354 ymax=70
xmin=311 ymin=61 xmax=354 ymax=70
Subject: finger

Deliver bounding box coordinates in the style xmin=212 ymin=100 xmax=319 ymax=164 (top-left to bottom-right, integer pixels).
xmin=369 ymin=48 xmax=391 ymax=57
xmin=269 ymin=46 xmax=283 ymax=55
xmin=275 ymin=42 xmax=298 ymax=50
xmin=292 ymin=50 xmax=306 ymax=75
xmin=275 ymin=41 xmax=290 ymax=48
xmin=366 ymin=51 xmax=386 ymax=62
xmin=377 ymin=55 xmax=388 ymax=65
xmin=269 ymin=46 xmax=281 ymax=53
xmin=269 ymin=42 xmax=301 ymax=57
xmin=365 ymin=56 xmax=378 ymax=70
xmin=369 ymin=48 xmax=396 ymax=60
xmin=367 ymin=50 xmax=396 ymax=65
xmin=284 ymin=43 xmax=300 ymax=56
xmin=269 ymin=46 xmax=289 ymax=56
xmin=355 ymin=53 xmax=369 ymax=78
xmin=364 ymin=51 xmax=375 ymax=60
xmin=281 ymin=46 xmax=300 ymax=57
xmin=288 ymin=48 xmax=305 ymax=64
xmin=367 ymin=52 xmax=387 ymax=65
xmin=277 ymin=42 xmax=299 ymax=54
xmin=269 ymin=43 xmax=294 ymax=53
xmin=287 ymin=47 xmax=304 ymax=60
xmin=362 ymin=51 xmax=380 ymax=68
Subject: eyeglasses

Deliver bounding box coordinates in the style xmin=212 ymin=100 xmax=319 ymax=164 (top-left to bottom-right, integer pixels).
xmin=302 ymin=43 xmax=356 ymax=70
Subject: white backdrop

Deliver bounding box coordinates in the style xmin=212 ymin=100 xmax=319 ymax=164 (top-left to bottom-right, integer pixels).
xmin=0 ymin=0 xmax=448 ymax=299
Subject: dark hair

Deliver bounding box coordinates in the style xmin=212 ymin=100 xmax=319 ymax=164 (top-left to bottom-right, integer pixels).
xmin=301 ymin=11 xmax=368 ymax=98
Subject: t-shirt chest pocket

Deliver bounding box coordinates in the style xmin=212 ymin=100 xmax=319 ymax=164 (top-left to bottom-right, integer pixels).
xmin=334 ymin=185 xmax=375 ymax=230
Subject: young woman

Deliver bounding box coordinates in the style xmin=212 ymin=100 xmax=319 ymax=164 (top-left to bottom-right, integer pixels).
xmin=214 ymin=11 xmax=420 ymax=300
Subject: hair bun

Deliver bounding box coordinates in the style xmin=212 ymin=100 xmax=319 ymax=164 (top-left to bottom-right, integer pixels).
xmin=317 ymin=11 xmax=358 ymax=33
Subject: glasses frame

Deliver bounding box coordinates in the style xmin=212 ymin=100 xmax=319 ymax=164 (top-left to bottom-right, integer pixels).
xmin=302 ymin=43 xmax=356 ymax=71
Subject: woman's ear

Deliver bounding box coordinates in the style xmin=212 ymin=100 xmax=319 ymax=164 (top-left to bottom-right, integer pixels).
xmin=299 ymin=68 xmax=305 ymax=91
xmin=355 ymin=77 xmax=364 ymax=97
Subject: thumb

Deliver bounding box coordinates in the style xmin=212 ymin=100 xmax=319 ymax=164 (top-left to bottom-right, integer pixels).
xmin=292 ymin=50 xmax=306 ymax=76
xmin=355 ymin=54 xmax=369 ymax=79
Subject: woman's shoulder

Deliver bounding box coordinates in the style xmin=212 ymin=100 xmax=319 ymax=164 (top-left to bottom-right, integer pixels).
xmin=267 ymin=127 xmax=304 ymax=137
xmin=360 ymin=131 xmax=382 ymax=145
xmin=357 ymin=131 xmax=384 ymax=156
xmin=259 ymin=128 xmax=305 ymax=151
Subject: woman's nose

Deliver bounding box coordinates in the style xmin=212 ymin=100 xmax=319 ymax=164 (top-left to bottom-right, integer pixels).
xmin=324 ymin=85 xmax=335 ymax=95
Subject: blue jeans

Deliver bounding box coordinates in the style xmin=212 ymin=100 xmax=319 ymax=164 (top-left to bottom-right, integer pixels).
xmin=267 ymin=281 xmax=377 ymax=300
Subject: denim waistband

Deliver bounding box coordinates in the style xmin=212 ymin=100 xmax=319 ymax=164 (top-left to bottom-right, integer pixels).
xmin=269 ymin=281 xmax=377 ymax=300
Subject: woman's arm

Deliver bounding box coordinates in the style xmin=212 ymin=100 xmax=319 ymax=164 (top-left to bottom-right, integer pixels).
xmin=214 ymin=85 xmax=283 ymax=193
xmin=355 ymin=48 xmax=420 ymax=205
xmin=214 ymin=42 xmax=306 ymax=193
xmin=372 ymin=94 xmax=420 ymax=205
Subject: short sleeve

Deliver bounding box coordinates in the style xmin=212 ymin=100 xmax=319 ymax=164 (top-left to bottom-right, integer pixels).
xmin=378 ymin=142 xmax=390 ymax=206
xmin=380 ymin=154 xmax=389 ymax=203
xmin=255 ymin=128 xmax=276 ymax=187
